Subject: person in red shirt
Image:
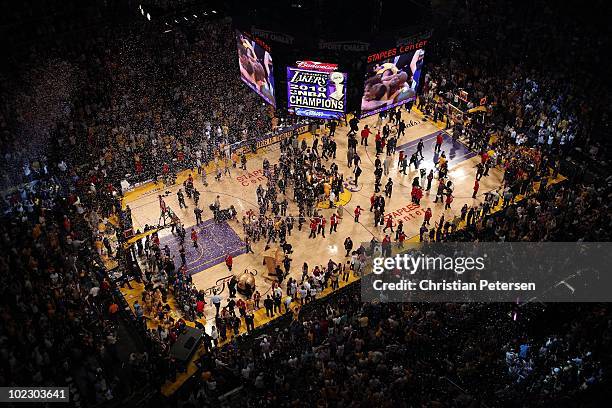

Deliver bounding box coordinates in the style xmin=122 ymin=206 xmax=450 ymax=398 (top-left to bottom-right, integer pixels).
xmin=135 ymin=159 xmax=143 ymax=174
xmin=424 ymin=207 xmax=432 ymax=225
xmin=318 ymin=217 xmax=327 ymax=238
xmin=398 ymin=231 xmax=406 ymax=247
xmin=100 ymin=278 xmax=111 ymax=294
xmin=415 ymin=187 xmax=423 ymax=205
xmin=370 ymin=194 xmax=376 ymax=212
xmin=411 ymin=185 xmax=419 ymax=203
xmin=309 ymin=218 xmax=318 ymax=239
xmin=375 ymin=132 xmax=383 ymax=155
xmin=383 ymin=215 xmax=394 ymax=233
xmin=445 ymin=193 xmax=454 ymax=210
xmin=414 ymin=186 xmax=423 ymax=205
xmin=398 ymin=150 xmax=405 ymax=166
xmin=435 ymin=133 xmax=443 ymax=153
xmin=159 ymin=195 xmax=167 ymax=212
xmin=360 ymin=125 xmax=371 ymax=146
xmin=225 ymin=254 xmax=233 ymax=271
xmin=330 ymin=214 xmax=338 ymax=233
xmin=196 ymin=299 xmax=205 ymax=317
xmin=481 ymin=151 xmax=489 ymax=164
xmin=108 ymin=302 xmax=119 ymax=316
xmin=236 ymin=298 xmax=246 ymax=316
xmin=473 ymin=179 xmax=479 ymax=198
xmin=354 ymin=206 xmax=362 ymax=222
xmin=191 ymin=228 xmax=198 ymax=247
xmin=63 ymin=215 xmax=71 ymax=233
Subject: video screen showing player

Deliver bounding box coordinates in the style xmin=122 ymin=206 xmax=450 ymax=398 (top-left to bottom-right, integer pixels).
xmin=236 ymin=30 xmax=276 ymax=107
xmin=360 ymin=48 xmax=425 ymax=117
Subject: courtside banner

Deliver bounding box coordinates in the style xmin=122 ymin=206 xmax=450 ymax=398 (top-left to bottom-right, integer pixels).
xmin=287 ymin=65 xmax=347 ymax=119
xmin=256 ymin=124 xmax=309 ymax=148
xmin=359 ymin=242 xmax=612 ymax=302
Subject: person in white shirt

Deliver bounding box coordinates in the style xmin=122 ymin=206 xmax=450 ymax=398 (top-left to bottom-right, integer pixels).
xmin=298 ymin=286 xmax=307 ymax=304
xmin=284 ymin=296 xmax=292 ymax=313
xmin=260 ymin=337 xmax=271 ymax=359
xmin=309 ymin=287 xmax=317 ymax=301
xmin=210 ymin=326 xmax=219 ymax=347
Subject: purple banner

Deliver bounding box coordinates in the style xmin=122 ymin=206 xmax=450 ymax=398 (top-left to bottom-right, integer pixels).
xmin=287 ymin=67 xmax=347 ymax=119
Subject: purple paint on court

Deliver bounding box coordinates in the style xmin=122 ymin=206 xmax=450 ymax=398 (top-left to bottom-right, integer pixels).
xmin=160 ymin=218 xmax=245 ymax=275
xmin=396 ymin=130 xmax=476 ymax=168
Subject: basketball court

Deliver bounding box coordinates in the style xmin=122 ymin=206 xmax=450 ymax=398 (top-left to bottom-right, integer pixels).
xmin=122 ymin=108 xmax=504 ymax=325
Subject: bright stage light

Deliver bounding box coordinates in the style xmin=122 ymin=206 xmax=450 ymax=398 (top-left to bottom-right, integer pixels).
xmin=146 ymin=13 xmax=151 ymax=21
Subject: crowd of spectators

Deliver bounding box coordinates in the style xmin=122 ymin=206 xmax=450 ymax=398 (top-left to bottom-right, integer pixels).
xmin=420 ymin=0 xmax=608 ymax=158
xmin=0 ymin=166 xmax=126 ymax=405
xmin=178 ymin=283 xmax=610 ymax=408
xmin=2 ymin=17 xmax=274 ymax=191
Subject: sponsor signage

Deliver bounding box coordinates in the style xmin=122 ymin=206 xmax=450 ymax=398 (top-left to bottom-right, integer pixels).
xmin=287 ymin=61 xmax=347 ymax=120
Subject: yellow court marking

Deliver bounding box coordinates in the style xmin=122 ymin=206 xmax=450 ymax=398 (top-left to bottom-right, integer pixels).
xmin=123 ymin=228 xmax=160 ymax=248
xmin=316 ymin=189 xmax=352 ymax=209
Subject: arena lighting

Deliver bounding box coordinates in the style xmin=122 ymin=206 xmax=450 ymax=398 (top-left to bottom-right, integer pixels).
xmin=184 ymin=16 xmax=188 ymax=21
xmin=193 ymin=14 xmax=198 ymax=18
xmin=147 ymin=13 xmax=151 ymax=21
xmin=141 ymin=8 xmax=144 ymax=15
xmin=212 ymin=10 xmax=217 ymax=13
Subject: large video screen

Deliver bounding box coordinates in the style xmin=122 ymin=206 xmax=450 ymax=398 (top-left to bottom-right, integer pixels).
xmin=360 ymin=43 xmax=426 ymax=117
xmin=236 ymin=30 xmax=276 ymax=107
xmin=287 ymin=61 xmax=347 ymax=119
